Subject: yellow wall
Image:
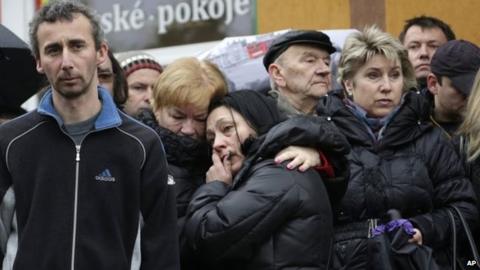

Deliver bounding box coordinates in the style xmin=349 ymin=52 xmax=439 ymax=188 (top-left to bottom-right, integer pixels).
xmin=385 ymin=0 xmax=479 ymax=44
xmin=257 ymin=0 xmax=351 ymax=32
xmin=257 ymin=0 xmax=480 ymax=45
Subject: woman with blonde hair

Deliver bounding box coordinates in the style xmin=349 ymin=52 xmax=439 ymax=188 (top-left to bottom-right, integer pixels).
xmin=457 ymin=69 xmax=480 ymax=249
xmin=140 ymin=57 xmax=350 ymax=269
xmin=138 ymin=58 xmax=227 ymax=222
xmin=316 ymin=26 xmax=477 ymax=269
xmin=136 ymin=57 xmax=228 ymax=269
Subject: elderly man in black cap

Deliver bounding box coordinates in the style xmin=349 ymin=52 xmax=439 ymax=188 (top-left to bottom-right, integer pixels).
xmin=426 ymin=39 xmax=480 ymax=138
xmin=263 ymin=30 xmax=336 ymax=116
xmin=263 ymin=30 xmax=350 ymax=212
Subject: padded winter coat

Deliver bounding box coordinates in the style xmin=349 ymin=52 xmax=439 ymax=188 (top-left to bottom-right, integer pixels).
xmin=316 ymin=90 xmax=478 ymax=270
xmin=185 ymin=116 xmax=351 ymax=269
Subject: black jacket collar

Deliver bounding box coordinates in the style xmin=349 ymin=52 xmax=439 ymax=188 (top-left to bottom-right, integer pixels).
xmin=317 ymin=89 xmax=433 ymax=150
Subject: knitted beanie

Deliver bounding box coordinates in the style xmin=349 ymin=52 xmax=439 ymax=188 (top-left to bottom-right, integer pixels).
xmin=117 ymin=51 xmax=163 ymax=77
xmin=209 ymin=90 xmax=286 ymax=136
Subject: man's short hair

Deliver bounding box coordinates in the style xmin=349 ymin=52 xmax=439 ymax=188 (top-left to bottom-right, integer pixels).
xmin=399 ymin=15 xmax=455 ymax=43
xmin=29 ymin=0 xmax=104 ymax=59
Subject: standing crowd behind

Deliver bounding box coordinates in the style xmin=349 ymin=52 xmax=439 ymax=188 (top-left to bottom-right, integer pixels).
xmin=0 ymin=1 xmax=479 ymax=270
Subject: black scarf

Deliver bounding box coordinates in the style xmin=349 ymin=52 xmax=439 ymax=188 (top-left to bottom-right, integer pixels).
xmin=137 ymin=109 xmax=211 ymax=171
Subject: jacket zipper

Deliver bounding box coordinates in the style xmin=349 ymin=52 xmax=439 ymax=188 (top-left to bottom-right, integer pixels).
xmin=71 ymin=145 xmax=81 ymax=270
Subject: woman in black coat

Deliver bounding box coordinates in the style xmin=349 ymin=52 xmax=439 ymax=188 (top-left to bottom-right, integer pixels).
xmin=316 ymin=26 xmax=478 ymax=269
xmin=137 ymin=57 xmax=227 ymax=229
xmin=139 ymin=58 xmax=348 ymax=269
xmin=185 ymin=90 xmax=349 ymax=269
xmin=136 ymin=57 xmax=228 ymax=269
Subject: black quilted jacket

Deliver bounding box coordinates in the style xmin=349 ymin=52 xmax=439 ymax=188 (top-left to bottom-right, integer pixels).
xmin=317 ymin=90 xmax=478 ymax=270
xmin=185 ymin=116 xmax=351 ymax=269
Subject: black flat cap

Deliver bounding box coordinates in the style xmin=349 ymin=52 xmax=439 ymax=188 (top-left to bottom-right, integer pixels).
xmin=263 ymin=30 xmax=336 ymax=70
xmin=431 ymin=40 xmax=480 ymax=96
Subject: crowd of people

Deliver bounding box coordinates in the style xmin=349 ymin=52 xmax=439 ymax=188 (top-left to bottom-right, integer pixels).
xmin=0 ymin=1 xmax=479 ymax=269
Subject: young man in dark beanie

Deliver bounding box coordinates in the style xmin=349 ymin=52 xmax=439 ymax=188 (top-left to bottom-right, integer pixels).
xmin=427 ymin=39 xmax=480 ymax=138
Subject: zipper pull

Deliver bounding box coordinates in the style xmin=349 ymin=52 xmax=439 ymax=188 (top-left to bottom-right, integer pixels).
xmin=75 ymin=145 xmax=81 ymax=162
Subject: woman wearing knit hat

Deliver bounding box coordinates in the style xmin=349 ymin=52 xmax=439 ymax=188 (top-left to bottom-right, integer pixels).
xmin=117 ymin=51 xmax=163 ymax=117
xmin=184 ymin=90 xmax=342 ymax=269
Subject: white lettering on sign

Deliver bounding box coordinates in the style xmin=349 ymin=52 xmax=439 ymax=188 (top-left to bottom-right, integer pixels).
xmin=191 ymin=0 xmax=209 ymax=21
xmin=100 ymin=0 xmax=251 ymax=35
xmin=101 ymin=1 xmax=146 ymax=33
xmin=129 ymin=1 xmax=145 ymax=30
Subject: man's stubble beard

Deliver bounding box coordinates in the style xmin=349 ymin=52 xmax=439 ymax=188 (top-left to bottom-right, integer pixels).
xmin=56 ymin=87 xmax=89 ymax=99
xmin=54 ymin=76 xmax=94 ymax=100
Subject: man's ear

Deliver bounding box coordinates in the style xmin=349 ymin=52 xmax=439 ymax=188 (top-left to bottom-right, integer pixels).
xmin=268 ymin=63 xmax=286 ymax=88
xmin=427 ymin=73 xmax=439 ymax=95
xmin=96 ymin=41 xmax=109 ymax=66
xmin=35 ymin=56 xmax=45 ymax=74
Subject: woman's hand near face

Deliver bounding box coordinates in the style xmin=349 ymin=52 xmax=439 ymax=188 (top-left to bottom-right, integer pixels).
xmin=274 ymin=146 xmax=321 ymax=172
xmin=206 ymin=152 xmax=233 ymax=185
